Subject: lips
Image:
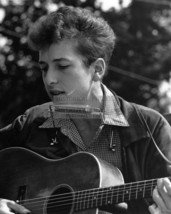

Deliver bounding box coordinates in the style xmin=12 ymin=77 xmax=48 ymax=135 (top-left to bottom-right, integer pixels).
xmin=49 ymin=90 xmax=65 ymax=96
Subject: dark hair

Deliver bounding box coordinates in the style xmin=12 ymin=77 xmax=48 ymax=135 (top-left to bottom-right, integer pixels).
xmin=28 ymin=6 xmax=116 ymax=67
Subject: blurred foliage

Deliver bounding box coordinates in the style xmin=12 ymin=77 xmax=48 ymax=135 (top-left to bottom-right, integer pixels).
xmin=102 ymin=0 xmax=171 ymax=111
xmin=0 ymin=0 xmax=171 ymax=127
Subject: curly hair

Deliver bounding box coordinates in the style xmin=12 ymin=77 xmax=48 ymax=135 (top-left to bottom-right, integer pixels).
xmin=27 ymin=6 xmax=116 ymax=67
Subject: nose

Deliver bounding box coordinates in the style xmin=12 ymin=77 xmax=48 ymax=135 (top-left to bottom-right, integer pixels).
xmin=44 ymin=67 xmax=59 ymax=85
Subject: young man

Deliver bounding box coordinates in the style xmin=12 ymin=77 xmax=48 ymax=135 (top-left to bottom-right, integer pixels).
xmin=0 ymin=6 xmax=171 ymax=214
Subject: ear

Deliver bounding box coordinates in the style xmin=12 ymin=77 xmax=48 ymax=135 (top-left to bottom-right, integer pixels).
xmin=92 ymin=58 xmax=106 ymax=82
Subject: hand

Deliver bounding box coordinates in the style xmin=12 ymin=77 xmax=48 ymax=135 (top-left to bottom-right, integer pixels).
xmin=149 ymin=178 xmax=171 ymax=214
xmin=0 ymin=199 xmax=30 ymax=214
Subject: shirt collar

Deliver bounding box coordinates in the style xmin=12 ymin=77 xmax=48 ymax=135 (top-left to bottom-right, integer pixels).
xmin=101 ymin=84 xmax=129 ymax=127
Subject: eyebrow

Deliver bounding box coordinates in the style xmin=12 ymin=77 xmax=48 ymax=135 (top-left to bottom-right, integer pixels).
xmin=39 ymin=58 xmax=71 ymax=64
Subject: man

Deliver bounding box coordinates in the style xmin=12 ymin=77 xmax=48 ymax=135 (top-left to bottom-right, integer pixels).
xmin=0 ymin=6 xmax=171 ymax=214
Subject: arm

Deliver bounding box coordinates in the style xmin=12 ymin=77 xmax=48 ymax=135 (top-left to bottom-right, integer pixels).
xmin=0 ymin=102 xmax=52 ymax=149
xmin=143 ymin=111 xmax=171 ymax=214
xmin=133 ymin=106 xmax=171 ymax=214
xmin=0 ymin=112 xmax=32 ymax=214
xmin=0 ymin=103 xmax=51 ymax=214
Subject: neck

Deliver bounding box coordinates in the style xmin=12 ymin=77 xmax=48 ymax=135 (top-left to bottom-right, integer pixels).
xmin=86 ymin=81 xmax=104 ymax=110
xmin=69 ymin=82 xmax=104 ymax=126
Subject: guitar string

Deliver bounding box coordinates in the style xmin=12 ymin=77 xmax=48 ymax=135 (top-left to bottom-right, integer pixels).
xmin=19 ymin=180 xmax=155 ymax=202
xmin=19 ymin=179 xmax=159 ymax=204
xmin=17 ymin=180 xmax=160 ymax=210
xmin=19 ymin=184 xmax=158 ymax=212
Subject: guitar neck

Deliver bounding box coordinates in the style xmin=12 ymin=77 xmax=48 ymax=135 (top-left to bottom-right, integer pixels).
xmin=74 ymin=178 xmax=160 ymax=212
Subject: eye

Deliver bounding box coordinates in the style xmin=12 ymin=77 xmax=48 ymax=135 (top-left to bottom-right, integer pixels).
xmin=58 ymin=64 xmax=70 ymax=70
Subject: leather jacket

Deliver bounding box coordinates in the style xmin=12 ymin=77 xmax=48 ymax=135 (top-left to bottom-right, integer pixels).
xmin=0 ymin=94 xmax=171 ymax=214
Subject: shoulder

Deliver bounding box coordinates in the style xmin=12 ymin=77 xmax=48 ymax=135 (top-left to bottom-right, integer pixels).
xmin=134 ymin=103 xmax=164 ymax=122
xmin=22 ymin=102 xmax=53 ymax=125
xmin=25 ymin=102 xmax=53 ymax=117
xmin=0 ymin=102 xmax=53 ymax=147
xmin=0 ymin=102 xmax=53 ymax=131
xmin=116 ymin=94 xmax=169 ymax=129
xmin=117 ymin=94 xmax=160 ymax=117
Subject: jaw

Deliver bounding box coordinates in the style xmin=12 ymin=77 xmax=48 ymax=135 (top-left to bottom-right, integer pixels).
xmin=86 ymin=81 xmax=104 ymax=110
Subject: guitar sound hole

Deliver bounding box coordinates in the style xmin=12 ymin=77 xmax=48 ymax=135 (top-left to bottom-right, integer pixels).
xmin=46 ymin=185 xmax=74 ymax=214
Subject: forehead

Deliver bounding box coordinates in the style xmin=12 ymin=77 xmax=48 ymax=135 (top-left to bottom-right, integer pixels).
xmin=39 ymin=40 xmax=83 ymax=63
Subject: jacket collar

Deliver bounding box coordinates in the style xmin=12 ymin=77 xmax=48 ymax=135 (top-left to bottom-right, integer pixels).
xmin=114 ymin=93 xmax=150 ymax=147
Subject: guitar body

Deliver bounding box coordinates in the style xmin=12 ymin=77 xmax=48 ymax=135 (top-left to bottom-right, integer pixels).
xmin=0 ymin=147 xmax=124 ymax=214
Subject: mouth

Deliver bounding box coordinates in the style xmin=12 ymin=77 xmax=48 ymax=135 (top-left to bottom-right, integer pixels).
xmin=49 ymin=90 xmax=65 ymax=96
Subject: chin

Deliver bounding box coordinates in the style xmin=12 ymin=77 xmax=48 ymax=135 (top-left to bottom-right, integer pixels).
xmin=52 ymin=95 xmax=69 ymax=105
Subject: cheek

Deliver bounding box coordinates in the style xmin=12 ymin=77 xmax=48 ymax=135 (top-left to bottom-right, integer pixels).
xmin=61 ymin=68 xmax=92 ymax=92
xmin=42 ymin=73 xmax=47 ymax=84
xmin=44 ymin=84 xmax=51 ymax=98
xmin=42 ymin=78 xmax=48 ymax=89
xmin=67 ymin=79 xmax=91 ymax=97
xmin=42 ymin=77 xmax=50 ymax=94
xmin=65 ymin=76 xmax=87 ymax=90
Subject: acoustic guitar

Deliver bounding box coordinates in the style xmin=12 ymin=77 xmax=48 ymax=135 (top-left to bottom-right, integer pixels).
xmin=0 ymin=147 xmax=159 ymax=213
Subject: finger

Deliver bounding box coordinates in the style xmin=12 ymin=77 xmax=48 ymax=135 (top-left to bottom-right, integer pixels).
xmin=159 ymin=178 xmax=171 ymax=195
xmin=7 ymin=201 xmax=30 ymax=214
xmin=149 ymin=203 xmax=160 ymax=214
xmin=157 ymin=178 xmax=171 ymax=209
xmin=152 ymin=187 xmax=166 ymax=210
